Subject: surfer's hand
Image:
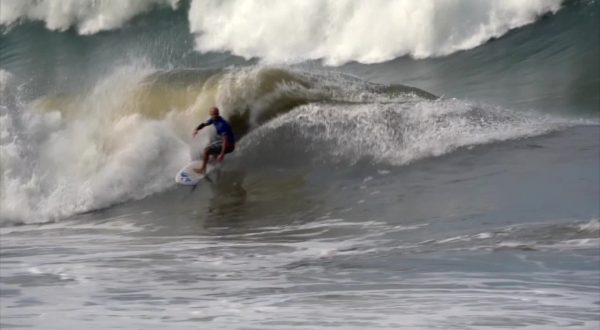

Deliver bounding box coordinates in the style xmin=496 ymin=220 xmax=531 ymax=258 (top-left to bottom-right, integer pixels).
xmin=193 ymin=129 xmax=198 ymax=137
xmin=217 ymin=154 xmax=225 ymax=162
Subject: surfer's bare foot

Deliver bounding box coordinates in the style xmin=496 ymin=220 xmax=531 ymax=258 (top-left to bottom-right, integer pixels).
xmin=193 ymin=167 xmax=206 ymax=175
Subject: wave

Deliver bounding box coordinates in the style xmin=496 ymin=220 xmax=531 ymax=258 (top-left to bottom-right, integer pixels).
xmin=0 ymin=64 xmax=395 ymax=224
xmin=1 ymin=63 xmax=591 ymax=224
xmin=1 ymin=0 xmax=564 ymax=64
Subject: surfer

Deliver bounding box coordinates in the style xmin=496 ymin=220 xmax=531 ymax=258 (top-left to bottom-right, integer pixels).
xmin=192 ymin=107 xmax=236 ymax=174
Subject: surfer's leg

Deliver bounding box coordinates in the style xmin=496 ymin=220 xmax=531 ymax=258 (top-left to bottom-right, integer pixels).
xmin=194 ymin=147 xmax=211 ymax=174
xmin=194 ymin=142 xmax=222 ymax=174
xmin=201 ymin=147 xmax=210 ymax=172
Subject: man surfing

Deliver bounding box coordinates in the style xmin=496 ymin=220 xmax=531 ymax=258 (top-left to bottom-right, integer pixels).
xmin=192 ymin=107 xmax=236 ymax=174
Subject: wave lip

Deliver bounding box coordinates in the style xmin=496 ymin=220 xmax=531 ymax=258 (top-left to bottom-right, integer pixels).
xmin=244 ymin=97 xmax=588 ymax=167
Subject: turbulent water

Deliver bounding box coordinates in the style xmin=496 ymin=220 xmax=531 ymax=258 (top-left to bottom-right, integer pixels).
xmin=1 ymin=1 xmax=599 ymax=329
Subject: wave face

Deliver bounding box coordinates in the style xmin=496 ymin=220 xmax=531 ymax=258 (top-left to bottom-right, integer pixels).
xmin=2 ymin=0 xmax=563 ymax=64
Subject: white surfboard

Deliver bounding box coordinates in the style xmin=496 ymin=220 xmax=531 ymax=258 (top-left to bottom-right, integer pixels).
xmin=175 ymin=160 xmax=218 ymax=186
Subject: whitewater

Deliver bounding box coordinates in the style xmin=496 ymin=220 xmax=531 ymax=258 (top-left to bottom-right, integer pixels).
xmin=0 ymin=0 xmax=598 ymax=329
xmin=2 ymin=0 xmax=563 ymax=63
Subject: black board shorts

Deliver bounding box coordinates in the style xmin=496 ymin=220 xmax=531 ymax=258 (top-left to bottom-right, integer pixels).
xmin=207 ymin=141 xmax=235 ymax=155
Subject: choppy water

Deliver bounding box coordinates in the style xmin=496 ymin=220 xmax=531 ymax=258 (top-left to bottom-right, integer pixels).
xmin=1 ymin=0 xmax=599 ymax=329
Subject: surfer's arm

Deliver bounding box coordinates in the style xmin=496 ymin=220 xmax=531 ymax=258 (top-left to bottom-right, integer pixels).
xmin=194 ymin=123 xmax=207 ymax=131
xmin=193 ymin=119 xmax=212 ymax=136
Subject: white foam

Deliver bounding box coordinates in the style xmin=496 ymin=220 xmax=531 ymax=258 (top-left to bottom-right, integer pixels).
xmin=578 ymin=218 xmax=600 ymax=234
xmin=0 ymin=62 xmax=192 ymax=224
xmin=188 ymin=0 xmax=564 ymax=65
xmin=558 ymin=238 xmax=600 ymax=248
xmin=0 ymin=69 xmax=13 ymax=92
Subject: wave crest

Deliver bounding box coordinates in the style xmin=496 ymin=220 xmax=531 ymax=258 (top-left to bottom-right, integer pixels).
xmin=189 ymin=0 xmax=563 ymax=64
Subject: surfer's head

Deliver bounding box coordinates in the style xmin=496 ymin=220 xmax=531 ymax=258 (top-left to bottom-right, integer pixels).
xmin=209 ymin=106 xmax=220 ymax=119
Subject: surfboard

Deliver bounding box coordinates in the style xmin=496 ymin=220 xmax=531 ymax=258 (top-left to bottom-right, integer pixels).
xmin=175 ymin=160 xmax=218 ymax=186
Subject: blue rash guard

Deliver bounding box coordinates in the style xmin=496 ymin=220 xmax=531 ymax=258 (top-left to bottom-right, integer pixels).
xmin=201 ymin=116 xmax=235 ymax=145
xmin=195 ymin=115 xmax=236 ymax=155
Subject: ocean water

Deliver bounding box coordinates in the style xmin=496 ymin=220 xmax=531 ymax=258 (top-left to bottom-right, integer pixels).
xmin=1 ymin=0 xmax=599 ymax=329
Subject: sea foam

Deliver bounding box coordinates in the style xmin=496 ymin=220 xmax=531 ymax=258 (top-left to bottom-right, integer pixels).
xmin=189 ymin=0 xmax=563 ymax=64
xmin=0 ymin=64 xmax=190 ymax=224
